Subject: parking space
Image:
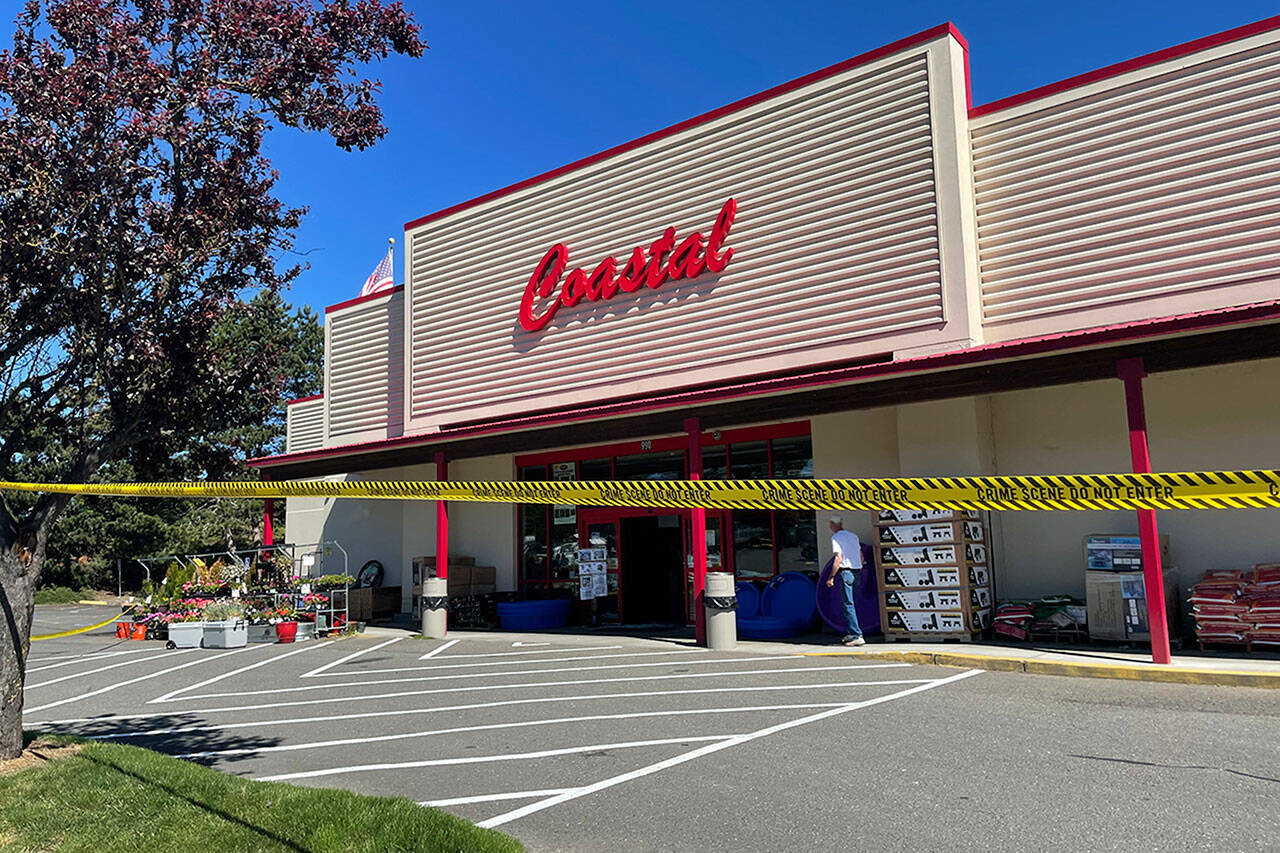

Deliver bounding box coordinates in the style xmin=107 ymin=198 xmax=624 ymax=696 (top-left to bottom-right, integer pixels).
xmin=27 ymin=611 xmax=1280 ymax=851
xmin=24 ymin=621 xmax=974 ymax=847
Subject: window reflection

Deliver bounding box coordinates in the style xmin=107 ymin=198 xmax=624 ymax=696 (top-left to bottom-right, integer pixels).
xmin=580 ymin=457 xmax=612 ymax=480
xmin=702 ymin=446 xmax=727 ymax=480
xmin=733 ymin=509 xmax=774 ymax=579
xmin=771 ymin=436 xmax=814 ymax=479
xmin=521 ymin=504 xmax=548 ymax=582
xmin=729 ymin=441 xmax=768 ymax=480
xmin=775 ymin=509 xmax=818 ymax=573
xmin=615 ymin=450 xmax=685 ymax=480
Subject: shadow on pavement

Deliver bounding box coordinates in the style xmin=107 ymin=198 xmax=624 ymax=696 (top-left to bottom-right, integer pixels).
xmin=43 ymin=713 xmax=285 ymax=766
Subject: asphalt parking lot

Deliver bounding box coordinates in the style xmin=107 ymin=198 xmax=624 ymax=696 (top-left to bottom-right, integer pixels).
xmin=23 ymin=606 xmax=1280 ymax=852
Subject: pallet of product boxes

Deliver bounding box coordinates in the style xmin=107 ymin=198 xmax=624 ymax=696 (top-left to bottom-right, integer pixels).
xmin=411 ymin=555 xmax=503 ymax=628
xmin=874 ymin=509 xmax=993 ymax=641
xmin=1190 ymin=563 xmax=1280 ymax=652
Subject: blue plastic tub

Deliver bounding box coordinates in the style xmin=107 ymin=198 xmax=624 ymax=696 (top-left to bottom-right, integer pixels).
xmin=737 ymin=615 xmax=807 ymax=639
xmin=762 ymin=571 xmax=817 ymax=626
xmin=497 ymin=599 xmax=572 ymax=631
xmin=735 ymin=581 xmax=761 ymax=618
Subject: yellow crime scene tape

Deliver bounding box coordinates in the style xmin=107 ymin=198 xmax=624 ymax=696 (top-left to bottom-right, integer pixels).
xmin=31 ymin=605 xmax=136 ymax=641
xmin=3 ymin=470 xmax=1280 ymax=511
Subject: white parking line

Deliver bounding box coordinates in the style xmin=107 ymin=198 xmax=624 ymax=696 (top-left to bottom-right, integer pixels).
xmin=256 ymin=735 xmax=738 ymax=782
xmin=165 ymin=655 xmax=881 ymax=701
xmin=23 ymin=646 xmax=261 ymax=715
xmin=420 ymin=790 xmax=575 ymax=808
xmin=72 ymin=678 xmax=933 ymax=736
xmin=434 ymin=645 xmax=623 ymax=660
xmin=418 ymin=639 xmax=460 ymax=660
xmin=300 ymin=637 xmax=402 ymax=678
xmin=173 ymin=702 xmax=861 ymax=758
xmin=316 ymin=648 xmax=708 ymax=677
xmin=86 ymin=664 xmax=915 ymax=715
xmin=479 ymin=670 xmax=984 ymax=828
xmin=27 ymin=648 xmax=166 ymax=672
xmin=149 ymin=642 xmax=333 ymax=703
xmin=26 ymin=649 xmax=195 ymax=687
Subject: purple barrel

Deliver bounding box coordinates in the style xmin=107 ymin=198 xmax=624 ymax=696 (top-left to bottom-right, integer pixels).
xmin=816 ymin=545 xmax=880 ymax=635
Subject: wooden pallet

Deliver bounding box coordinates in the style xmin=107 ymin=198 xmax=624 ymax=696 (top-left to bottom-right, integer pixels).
xmin=886 ymin=632 xmax=979 ymax=643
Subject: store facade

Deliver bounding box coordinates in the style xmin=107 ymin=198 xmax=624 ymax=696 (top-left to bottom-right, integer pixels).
xmin=254 ymin=18 xmax=1280 ymax=630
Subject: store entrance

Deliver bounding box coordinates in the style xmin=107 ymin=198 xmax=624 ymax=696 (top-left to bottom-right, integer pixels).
xmin=619 ymin=515 xmax=685 ymax=625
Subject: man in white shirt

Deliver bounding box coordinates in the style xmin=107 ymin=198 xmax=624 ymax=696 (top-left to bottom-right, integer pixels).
xmin=825 ymin=516 xmax=865 ymax=646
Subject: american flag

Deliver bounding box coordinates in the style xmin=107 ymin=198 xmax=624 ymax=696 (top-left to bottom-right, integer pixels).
xmin=358 ymin=245 xmax=395 ymax=297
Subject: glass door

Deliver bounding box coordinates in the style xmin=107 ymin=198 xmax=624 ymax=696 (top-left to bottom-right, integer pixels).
xmin=579 ymin=512 xmax=620 ymax=622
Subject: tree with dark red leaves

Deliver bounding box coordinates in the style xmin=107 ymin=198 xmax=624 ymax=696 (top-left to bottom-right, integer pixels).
xmin=0 ymin=0 xmax=424 ymax=758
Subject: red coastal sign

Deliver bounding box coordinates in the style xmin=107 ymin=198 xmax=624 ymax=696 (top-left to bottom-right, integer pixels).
xmin=518 ymin=198 xmax=737 ymax=332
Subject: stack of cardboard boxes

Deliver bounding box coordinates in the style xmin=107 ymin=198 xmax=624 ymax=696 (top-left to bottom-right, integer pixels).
xmin=874 ymin=509 xmax=993 ymax=641
xmin=411 ymin=555 xmax=498 ymax=623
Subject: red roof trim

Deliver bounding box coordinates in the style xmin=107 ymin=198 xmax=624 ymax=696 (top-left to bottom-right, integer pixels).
xmin=402 ymin=23 xmax=965 ymax=232
xmin=325 ymin=285 xmax=404 ymax=315
xmin=970 ymin=13 xmax=1280 ymax=118
xmin=249 ymin=300 xmax=1280 ymax=469
xmin=286 ymin=394 xmax=324 ymax=406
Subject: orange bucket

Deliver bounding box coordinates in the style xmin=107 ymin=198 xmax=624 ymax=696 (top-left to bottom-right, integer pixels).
xmin=130 ymin=623 xmax=147 ymax=640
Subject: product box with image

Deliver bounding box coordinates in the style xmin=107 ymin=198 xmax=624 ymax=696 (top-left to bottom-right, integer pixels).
xmin=885 ymin=588 xmax=964 ymax=610
xmin=879 ymin=545 xmax=960 ymax=566
xmin=881 ymin=566 xmax=962 ymax=588
xmin=877 ymin=521 xmax=985 ymax=546
xmin=876 ymin=508 xmax=981 ymax=524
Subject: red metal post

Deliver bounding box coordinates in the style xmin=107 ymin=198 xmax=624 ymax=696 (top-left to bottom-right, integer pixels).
xmin=686 ymin=417 xmax=708 ymax=646
xmin=1116 ymin=357 xmax=1172 ymax=665
xmin=435 ymin=451 xmax=449 ymax=581
xmin=262 ymin=498 xmax=274 ymax=547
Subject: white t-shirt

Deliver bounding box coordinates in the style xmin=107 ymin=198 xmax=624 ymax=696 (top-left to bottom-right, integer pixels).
xmin=831 ymin=529 xmax=862 ymax=569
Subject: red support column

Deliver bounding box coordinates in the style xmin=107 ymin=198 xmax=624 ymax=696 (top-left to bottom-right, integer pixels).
xmin=262 ymin=498 xmax=274 ymax=547
xmin=435 ymin=451 xmax=449 ymax=581
xmin=686 ymin=417 xmax=708 ymax=646
xmin=261 ymin=473 xmax=274 ymax=562
xmin=1117 ymin=357 xmax=1172 ymax=665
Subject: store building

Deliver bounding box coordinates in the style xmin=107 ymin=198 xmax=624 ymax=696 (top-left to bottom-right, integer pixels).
xmin=251 ymin=17 xmax=1280 ymax=629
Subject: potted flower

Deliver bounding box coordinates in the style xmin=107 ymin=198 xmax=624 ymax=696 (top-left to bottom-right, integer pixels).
xmin=243 ymin=605 xmax=277 ymax=643
xmin=273 ymin=601 xmax=299 ymax=643
xmin=166 ymin=609 xmax=205 ymax=649
xmin=202 ymin=601 xmax=248 ymax=648
xmin=295 ymin=607 xmax=317 ymax=642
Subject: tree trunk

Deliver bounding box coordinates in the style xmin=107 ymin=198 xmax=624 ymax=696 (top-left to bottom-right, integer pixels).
xmin=0 ymin=548 xmax=36 ymax=760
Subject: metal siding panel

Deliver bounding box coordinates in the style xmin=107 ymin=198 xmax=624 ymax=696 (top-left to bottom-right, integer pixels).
xmin=973 ymin=39 xmax=1280 ymax=334
xmin=407 ymin=50 xmax=953 ymax=428
xmin=286 ymin=399 xmax=326 ymax=453
xmin=326 ymin=292 xmax=405 ymax=440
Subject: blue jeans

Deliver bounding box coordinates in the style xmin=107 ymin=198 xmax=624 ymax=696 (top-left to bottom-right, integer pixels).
xmin=838 ymin=567 xmax=862 ymax=638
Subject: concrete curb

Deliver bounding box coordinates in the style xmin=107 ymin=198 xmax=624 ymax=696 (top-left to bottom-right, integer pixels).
xmin=804 ymin=649 xmax=1280 ymax=689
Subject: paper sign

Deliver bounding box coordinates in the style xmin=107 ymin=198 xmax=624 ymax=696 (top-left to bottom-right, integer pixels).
xmin=579 ymin=575 xmax=593 ymax=600
xmin=592 ymin=574 xmax=608 ymax=597
xmin=301 ymin=554 xmax=315 ymax=568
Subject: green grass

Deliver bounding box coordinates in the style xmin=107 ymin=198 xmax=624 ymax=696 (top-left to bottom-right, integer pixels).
xmin=0 ymin=737 xmax=523 ymax=853
xmin=32 ymin=586 xmax=96 ymax=605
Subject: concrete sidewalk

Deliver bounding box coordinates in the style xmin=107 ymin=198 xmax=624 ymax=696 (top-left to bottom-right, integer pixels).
xmin=384 ymin=623 xmax=1280 ymax=688
xmin=798 ymin=641 xmax=1280 ymax=688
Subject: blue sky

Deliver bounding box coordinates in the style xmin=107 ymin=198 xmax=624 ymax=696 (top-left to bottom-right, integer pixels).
xmin=9 ymin=1 xmax=1279 ymax=314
